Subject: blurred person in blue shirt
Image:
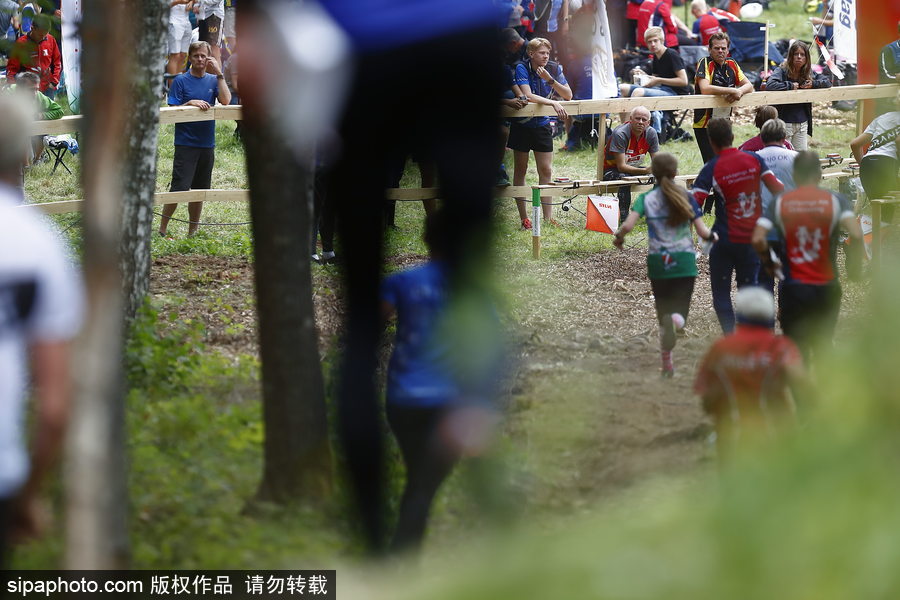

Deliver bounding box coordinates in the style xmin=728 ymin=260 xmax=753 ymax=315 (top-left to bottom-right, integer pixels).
xmin=314 ymin=0 xmax=506 ymax=553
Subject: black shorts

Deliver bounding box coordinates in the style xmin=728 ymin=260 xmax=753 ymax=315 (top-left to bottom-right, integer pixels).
xmin=779 ymin=281 xmax=841 ymax=354
xmin=507 ymin=122 xmax=553 ymax=153
xmin=199 ymin=15 xmax=223 ymax=47
xmin=170 ymin=146 xmax=214 ymax=192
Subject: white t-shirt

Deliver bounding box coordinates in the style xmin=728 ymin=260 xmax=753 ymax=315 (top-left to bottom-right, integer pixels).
xmin=0 ymin=185 xmax=83 ymax=498
xmin=755 ymin=145 xmax=797 ymax=211
xmin=170 ymin=1 xmax=191 ymax=26
xmin=198 ymin=0 xmax=225 ymax=20
xmin=863 ymin=111 xmax=900 ymax=160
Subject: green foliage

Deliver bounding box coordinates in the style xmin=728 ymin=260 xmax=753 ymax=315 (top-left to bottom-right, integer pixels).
xmin=122 ymin=305 xmax=349 ymax=567
xmin=379 ymin=265 xmax=900 ymax=599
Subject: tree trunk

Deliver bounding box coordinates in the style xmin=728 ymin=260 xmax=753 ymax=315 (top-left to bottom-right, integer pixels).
xmin=121 ymin=0 xmax=168 ymax=322
xmin=65 ymin=0 xmax=132 ymax=569
xmin=239 ymin=4 xmax=333 ymax=504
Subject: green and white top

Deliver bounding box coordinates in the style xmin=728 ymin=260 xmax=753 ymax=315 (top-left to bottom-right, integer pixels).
xmin=632 ymin=186 xmax=702 ymax=279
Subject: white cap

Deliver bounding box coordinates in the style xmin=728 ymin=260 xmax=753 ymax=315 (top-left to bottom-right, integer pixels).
xmin=740 ymin=2 xmax=764 ymax=18
xmin=735 ymin=287 xmax=775 ymax=324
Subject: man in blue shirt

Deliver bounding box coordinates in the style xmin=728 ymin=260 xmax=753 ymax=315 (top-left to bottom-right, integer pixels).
xmin=159 ymin=41 xmax=230 ymax=237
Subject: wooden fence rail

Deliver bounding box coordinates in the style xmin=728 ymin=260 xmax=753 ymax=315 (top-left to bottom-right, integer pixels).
xmin=30 ymin=85 xmax=897 ymax=135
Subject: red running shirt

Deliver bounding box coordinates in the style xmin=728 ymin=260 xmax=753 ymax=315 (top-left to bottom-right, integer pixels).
xmin=764 ymin=186 xmax=854 ymax=285
xmin=694 ymin=325 xmax=803 ymax=424
xmin=692 ymin=147 xmax=783 ymax=244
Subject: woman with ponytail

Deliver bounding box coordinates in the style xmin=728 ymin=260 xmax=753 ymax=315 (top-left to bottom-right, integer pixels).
xmin=614 ymin=153 xmax=716 ymax=377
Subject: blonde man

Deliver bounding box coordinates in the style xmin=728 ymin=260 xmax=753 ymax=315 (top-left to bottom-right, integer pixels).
xmin=159 ymin=41 xmax=231 ymax=237
xmin=619 ymin=27 xmax=689 ymax=133
xmin=510 ymin=37 xmax=572 ymax=229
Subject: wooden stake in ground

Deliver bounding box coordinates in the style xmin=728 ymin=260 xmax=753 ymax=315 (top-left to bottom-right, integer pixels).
xmin=760 ymin=22 xmax=775 ymax=79
xmin=532 ymin=186 xmax=542 ymax=259
xmin=66 ymin=0 xmax=132 ymax=570
xmin=596 ymin=113 xmax=607 ymax=181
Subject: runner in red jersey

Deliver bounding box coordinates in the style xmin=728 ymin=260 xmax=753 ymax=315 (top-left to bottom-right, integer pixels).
xmin=692 ymin=118 xmax=784 ymax=333
xmin=695 ymin=287 xmax=804 ymax=461
xmin=752 ymin=151 xmax=863 ymax=361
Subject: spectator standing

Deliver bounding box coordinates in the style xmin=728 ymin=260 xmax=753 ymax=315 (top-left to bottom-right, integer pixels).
xmin=879 ymin=22 xmax=900 ymax=84
xmin=690 ymin=0 xmax=722 ymax=46
xmin=810 ymin=0 xmax=834 ymax=50
xmin=511 ymin=36 xmax=572 ymax=229
xmin=603 ymin=105 xmax=659 ymax=222
xmin=0 ymin=0 xmax=18 ymax=56
xmin=636 ymin=0 xmax=678 ymax=50
xmin=0 ymin=93 xmax=82 ymax=566
xmin=195 ymin=0 xmax=224 ymax=66
xmin=752 ymin=151 xmax=862 ymax=360
xmin=167 ymin=1 xmax=193 ymax=88
xmin=689 ymin=0 xmax=738 ymax=46
xmin=158 ymin=41 xmax=230 ymax=237
xmin=499 ymin=27 xmax=528 ymax=182
xmin=626 ymin=0 xmax=644 ymax=50
xmin=877 ymin=23 xmax=900 ymax=114
xmin=738 ymin=105 xmax=794 ymax=152
xmin=223 ymin=49 xmax=241 ymax=140
xmin=223 ymin=0 xmax=236 ymax=52
xmin=692 ymin=118 xmax=784 ymax=334
xmin=692 ymin=31 xmax=752 ymax=165
xmin=559 ymin=50 xmax=591 ymax=152
xmin=614 ymin=153 xmax=715 ymax=377
xmin=619 ymin=26 xmax=690 ymax=134
xmin=753 ymin=118 xmax=797 ymax=294
xmin=694 ymin=287 xmax=803 ymax=462
xmin=534 ymin=0 xmax=569 ymax=62
xmin=850 ymin=96 xmax=900 ymax=223
xmin=5 ymin=15 xmax=61 ymax=98
xmin=763 ymin=41 xmax=831 ymax=151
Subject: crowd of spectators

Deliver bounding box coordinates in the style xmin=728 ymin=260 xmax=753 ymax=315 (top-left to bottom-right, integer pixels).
xmin=495 ymin=0 xmax=862 ymax=230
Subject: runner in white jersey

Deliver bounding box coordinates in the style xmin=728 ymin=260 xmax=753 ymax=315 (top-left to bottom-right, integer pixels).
xmin=754 ymin=118 xmax=797 ymax=293
xmin=0 ymin=95 xmax=82 ymax=565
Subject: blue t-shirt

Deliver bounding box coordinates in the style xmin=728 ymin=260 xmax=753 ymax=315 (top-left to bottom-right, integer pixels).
xmin=514 ymin=60 xmax=568 ymax=128
xmin=168 ymin=72 xmax=221 ymax=149
xmin=381 ymin=261 xmax=458 ymax=407
xmin=319 ymin=0 xmax=500 ymax=52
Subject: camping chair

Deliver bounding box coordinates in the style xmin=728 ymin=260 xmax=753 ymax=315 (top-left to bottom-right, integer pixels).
xmin=724 ymin=21 xmax=784 ymax=77
xmin=44 ymin=134 xmax=79 ymax=176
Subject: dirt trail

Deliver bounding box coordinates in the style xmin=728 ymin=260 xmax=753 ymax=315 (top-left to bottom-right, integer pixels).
xmin=499 ymin=249 xmax=719 ymax=515
xmin=150 ymin=249 xmax=720 ymax=516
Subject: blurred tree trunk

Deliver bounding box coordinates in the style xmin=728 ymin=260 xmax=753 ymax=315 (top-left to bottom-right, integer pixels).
xmin=239 ymin=4 xmax=333 ymax=504
xmin=65 ymin=0 xmax=132 ymax=569
xmin=121 ymin=0 xmax=168 ymax=322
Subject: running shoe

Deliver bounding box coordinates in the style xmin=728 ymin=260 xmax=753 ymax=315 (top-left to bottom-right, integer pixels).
xmin=521 ymin=218 xmax=533 ymax=230
xmin=548 ymin=218 xmax=561 ymax=227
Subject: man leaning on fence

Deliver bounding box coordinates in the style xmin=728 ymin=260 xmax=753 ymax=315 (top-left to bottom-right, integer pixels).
xmin=159 ymin=40 xmax=231 ymax=238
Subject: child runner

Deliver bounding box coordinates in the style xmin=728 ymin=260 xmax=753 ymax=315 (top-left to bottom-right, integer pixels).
xmin=614 ymin=153 xmax=716 ymax=377
xmin=694 ymin=287 xmax=805 ymax=462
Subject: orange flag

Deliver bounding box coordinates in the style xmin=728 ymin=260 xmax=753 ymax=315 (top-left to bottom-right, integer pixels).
xmin=586 ymin=195 xmax=619 ymax=234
